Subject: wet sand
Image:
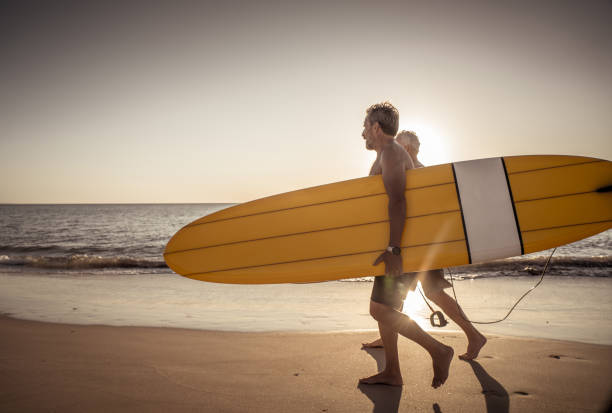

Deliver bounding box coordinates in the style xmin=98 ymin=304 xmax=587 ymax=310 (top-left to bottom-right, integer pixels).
xmin=1 ymin=316 xmax=610 ymax=412
xmin=2 ymin=273 xmax=611 ymax=345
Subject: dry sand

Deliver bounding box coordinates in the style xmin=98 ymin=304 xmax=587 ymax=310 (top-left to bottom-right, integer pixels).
xmin=1 ymin=315 xmax=610 ymax=413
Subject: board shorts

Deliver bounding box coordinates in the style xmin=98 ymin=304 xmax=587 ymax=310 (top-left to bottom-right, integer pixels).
xmin=370 ymin=269 xmax=451 ymax=310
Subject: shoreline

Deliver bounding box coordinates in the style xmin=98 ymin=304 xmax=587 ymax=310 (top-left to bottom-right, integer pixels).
xmin=0 ymin=311 xmax=608 ymax=347
xmin=2 ymin=272 xmax=611 ymax=345
xmin=0 ymin=311 xmax=606 ymax=348
xmin=1 ymin=315 xmax=611 ymax=412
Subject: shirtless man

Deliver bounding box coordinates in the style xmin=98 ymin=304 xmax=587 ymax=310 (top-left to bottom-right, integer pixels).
xmin=363 ymin=130 xmax=487 ymax=361
xmin=358 ymin=103 xmax=453 ymax=388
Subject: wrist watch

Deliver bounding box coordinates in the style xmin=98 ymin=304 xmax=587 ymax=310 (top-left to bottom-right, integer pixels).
xmin=386 ymin=246 xmax=402 ymax=256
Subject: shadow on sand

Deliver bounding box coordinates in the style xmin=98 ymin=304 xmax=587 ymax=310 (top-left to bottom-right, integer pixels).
xmin=467 ymin=360 xmax=509 ymax=413
xmin=359 ymin=348 xmax=509 ymax=413
xmin=362 ymin=347 xmax=386 ymax=372
xmin=358 ymin=382 xmax=403 ymax=413
xmin=358 ymin=347 xmax=403 ymax=413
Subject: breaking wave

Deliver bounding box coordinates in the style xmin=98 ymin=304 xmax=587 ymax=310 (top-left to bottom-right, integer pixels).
xmin=0 ymin=254 xmax=609 ymax=278
xmin=0 ymin=254 xmax=167 ymax=270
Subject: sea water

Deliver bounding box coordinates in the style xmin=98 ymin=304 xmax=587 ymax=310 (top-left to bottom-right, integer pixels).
xmin=1 ymin=204 xmax=610 ymax=344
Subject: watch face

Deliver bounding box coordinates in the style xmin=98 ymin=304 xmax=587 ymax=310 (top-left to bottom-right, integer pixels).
xmin=392 ymin=246 xmax=401 ymax=256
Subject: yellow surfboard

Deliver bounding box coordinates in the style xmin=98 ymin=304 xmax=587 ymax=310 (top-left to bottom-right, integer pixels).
xmin=164 ymin=155 xmax=612 ymax=284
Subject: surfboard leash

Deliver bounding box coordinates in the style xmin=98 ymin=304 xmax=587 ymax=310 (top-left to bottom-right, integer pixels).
xmin=446 ymin=247 xmax=557 ymax=325
xmin=417 ymin=287 xmax=449 ymax=327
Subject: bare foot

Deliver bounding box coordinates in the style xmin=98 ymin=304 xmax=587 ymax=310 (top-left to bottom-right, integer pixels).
xmin=361 ymin=338 xmax=384 ymax=349
xmin=431 ymin=345 xmax=454 ymax=389
xmin=459 ymin=333 xmax=487 ymax=361
xmin=359 ymin=371 xmax=403 ymax=386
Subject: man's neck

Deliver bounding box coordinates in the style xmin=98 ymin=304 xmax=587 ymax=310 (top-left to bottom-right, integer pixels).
xmin=374 ymin=135 xmax=395 ymax=153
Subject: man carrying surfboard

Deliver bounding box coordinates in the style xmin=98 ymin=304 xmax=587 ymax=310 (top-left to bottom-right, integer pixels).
xmin=363 ymin=130 xmax=487 ymax=361
xmin=358 ymin=103 xmax=454 ymax=388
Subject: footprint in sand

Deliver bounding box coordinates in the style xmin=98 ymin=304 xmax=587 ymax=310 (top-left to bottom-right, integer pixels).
xmin=548 ymin=354 xmax=585 ymax=360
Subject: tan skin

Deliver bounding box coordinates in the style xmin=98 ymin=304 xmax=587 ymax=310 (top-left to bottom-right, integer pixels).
xmin=362 ymin=136 xmax=487 ymax=361
xmin=359 ymin=118 xmax=454 ymax=388
xmin=363 ymin=119 xmax=410 ymax=276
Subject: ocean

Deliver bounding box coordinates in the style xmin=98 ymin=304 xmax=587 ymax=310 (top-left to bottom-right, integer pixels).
xmin=1 ymin=203 xmax=610 ymax=277
xmin=0 ymin=203 xmax=229 ymax=275
xmin=1 ymin=204 xmax=611 ymax=344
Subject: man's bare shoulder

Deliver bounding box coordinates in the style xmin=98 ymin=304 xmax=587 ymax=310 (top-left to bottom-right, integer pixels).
xmin=380 ymin=141 xmax=404 ymax=160
xmin=381 ymin=141 xmax=414 ymax=171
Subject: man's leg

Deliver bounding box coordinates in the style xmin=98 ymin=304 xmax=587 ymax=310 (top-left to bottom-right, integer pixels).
xmin=427 ymin=290 xmax=486 ymax=360
xmin=360 ymin=300 xmax=453 ymax=388
xmin=360 ymin=319 xmax=402 ymax=385
xmin=362 ymin=301 xmax=404 ymax=349
xmin=362 ymin=275 xmax=410 ymax=349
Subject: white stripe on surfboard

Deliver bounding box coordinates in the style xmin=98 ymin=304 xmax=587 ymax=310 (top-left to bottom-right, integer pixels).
xmin=453 ymin=157 xmax=522 ymax=263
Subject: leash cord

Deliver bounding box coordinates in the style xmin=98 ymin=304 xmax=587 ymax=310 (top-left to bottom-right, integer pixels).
xmin=446 ymin=248 xmax=557 ymax=324
xmin=418 ymin=287 xmax=436 ymax=313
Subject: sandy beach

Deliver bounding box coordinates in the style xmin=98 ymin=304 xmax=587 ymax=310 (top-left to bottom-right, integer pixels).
xmin=1 ymin=315 xmax=610 ymax=413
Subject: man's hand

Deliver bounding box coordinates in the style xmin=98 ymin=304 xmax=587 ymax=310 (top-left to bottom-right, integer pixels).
xmin=373 ymin=251 xmax=403 ymax=277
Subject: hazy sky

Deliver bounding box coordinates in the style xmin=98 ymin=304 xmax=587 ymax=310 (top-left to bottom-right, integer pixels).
xmin=1 ymin=0 xmax=611 ymax=203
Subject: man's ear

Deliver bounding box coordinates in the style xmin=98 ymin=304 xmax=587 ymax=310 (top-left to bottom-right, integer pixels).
xmin=372 ymin=121 xmax=380 ymax=134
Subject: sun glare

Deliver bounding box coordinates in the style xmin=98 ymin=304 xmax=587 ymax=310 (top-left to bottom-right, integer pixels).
xmin=398 ymin=121 xmax=450 ymax=166
xmin=401 ymin=281 xmax=430 ymax=330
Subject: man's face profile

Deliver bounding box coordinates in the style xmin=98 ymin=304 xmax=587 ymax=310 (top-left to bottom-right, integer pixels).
xmin=362 ymin=117 xmax=376 ymax=150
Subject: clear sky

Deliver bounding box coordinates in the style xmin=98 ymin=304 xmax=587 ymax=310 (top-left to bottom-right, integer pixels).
xmin=1 ymin=0 xmax=611 ymax=203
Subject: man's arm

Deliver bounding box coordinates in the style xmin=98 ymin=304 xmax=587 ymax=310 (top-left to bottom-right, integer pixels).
xmin=373 ymin=143 xmax=410 ymax=276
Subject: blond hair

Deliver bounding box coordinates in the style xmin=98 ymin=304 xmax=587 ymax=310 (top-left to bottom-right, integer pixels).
xmin=396 ymin=130 xmax=420 ymax=151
